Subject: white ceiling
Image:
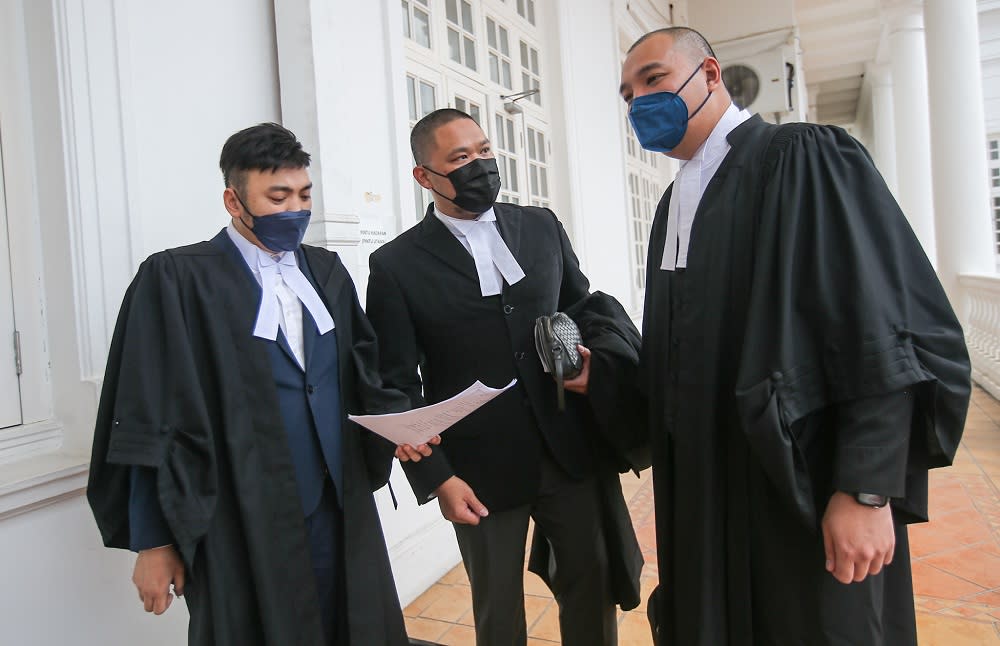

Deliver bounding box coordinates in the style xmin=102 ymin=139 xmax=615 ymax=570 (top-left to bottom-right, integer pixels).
xmin=794 ymin=0 xmax=883 ymax=124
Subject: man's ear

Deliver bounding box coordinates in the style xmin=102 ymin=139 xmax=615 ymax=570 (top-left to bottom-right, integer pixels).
xmin=704 ymin=57 xmax=723 ymax=92
xmin=222 ymin=187 xmax=243 ymax=219
xmin=412 ymin=166 xmax=434 ymax=190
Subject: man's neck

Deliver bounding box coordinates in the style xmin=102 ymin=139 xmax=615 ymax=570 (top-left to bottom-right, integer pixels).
xmin=434 ymin=199 xmax=478 ymax=221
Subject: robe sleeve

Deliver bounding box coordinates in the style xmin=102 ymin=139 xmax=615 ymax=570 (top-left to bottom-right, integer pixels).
xmin=367 ymin=252 xmax=454 ymax=503
xmin=87 ymin=252 xmax=216 ymax=567
xmin=734 ymin=124 xmax=970 ymax=525
xmin=128 ymin=466 xmax=175 ymax=551
xmin=345 ymin=276 xmax=411 ymax=490
xmin=832 ymin=389 xmax=913 ymax=499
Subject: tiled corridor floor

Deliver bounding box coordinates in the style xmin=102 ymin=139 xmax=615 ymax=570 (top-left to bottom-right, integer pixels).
xmin=403 ymin=386 xmax=1000 ymax=645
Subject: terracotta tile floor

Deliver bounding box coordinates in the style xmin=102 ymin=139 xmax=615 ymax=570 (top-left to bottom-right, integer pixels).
xmin=404 ymin=386 xmax=1000 ymax=645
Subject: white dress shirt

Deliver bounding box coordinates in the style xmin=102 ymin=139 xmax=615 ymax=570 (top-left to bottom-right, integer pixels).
xmin=662 ymin=103 xmax=752 ymax=270
xmin=226 ymin=223 xmax=334 ymax=369
xmin=434 ymin=206 xmax=526 ymax=296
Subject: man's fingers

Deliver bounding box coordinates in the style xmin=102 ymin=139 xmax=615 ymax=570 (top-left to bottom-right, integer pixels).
xmin=143 ymin=591 xmax=155 ymax=613
xmin=823 ymin=527 xmax=834 ymax=573
xmin=153 ymin=591 xmax=173 ymax=615
xmin=415 ymin=443 xmax=434 ymax=457
xmin=465 ymin=493 xmax=489 ymax=518
xmin=833 ymin=550 xmax=855 ymax=584
xmin=428 ymin=435 xmax=442 ymax=445
xmin=395 ymin=444 xmax=422 ymax=462
xmin=174 ymin=569 xmax=185 ymax=597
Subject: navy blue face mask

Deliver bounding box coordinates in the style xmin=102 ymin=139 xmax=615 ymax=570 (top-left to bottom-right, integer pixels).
xmin=235 ymin=193 xmax=311 ymax=252
xmin=628 ymin=60 xmax=712 ymax=153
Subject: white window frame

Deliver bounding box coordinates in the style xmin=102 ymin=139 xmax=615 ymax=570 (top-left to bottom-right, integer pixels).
xmin=485 ymin=15 xmax=514 ymax=90
xmin=518 ymin=38 xmax=541 ymax=106
xmin=444 ymin=0 xmax=479 ymax=72
xmin=401 ymin=0 xmax=432 ymax=49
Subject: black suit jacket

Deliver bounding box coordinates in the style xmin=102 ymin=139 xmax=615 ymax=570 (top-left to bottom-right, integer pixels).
xmin=367 ymin=203 xmax=594 ymax=511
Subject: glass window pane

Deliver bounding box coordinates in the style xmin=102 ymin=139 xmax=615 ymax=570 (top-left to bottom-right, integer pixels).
xmin=507 ymin=120 xmax=516 ymax=150
xmin=415 ymin=0 xmax=427 ymax=5
xmin=530 ymin=166 xmax=538 ymax=193
xmin=517 ymin=0 xmax=525 ymax=16
xmin=461 ymin=1 xmax=473 ymax=31
xmin=520 ymin=41 xmax=529 ymax=68
xmin=402 ymin=1 xmax=411 ymax=38
xmin=489 ymin=54 xmax=500 ymax=83
xmin=510 ymin=163 xmax=519 ymax=191
xmin=456 ymin=97 xmax=466 ymax=112
xmin=500 ymin=27 xmax=509 ymax=56
xmin=487 ymin=18 xmax=497 ymax=48
xmin=528 ymin=0 xmax=535 ymax=24
xmin=471 ymin=105 xmax=481 ymax=124
xmin=523 ymin=72 xmax=530 ymax=92
xmin=415 ymin=9 xmax=430 ymax=47
xmin=446 ymin=0 xmax=458 ymax=24
xmin=537 ymin=133 xmax=545 ymax=162
xmin=496 ymin=115 xmax=505 ymax=148
xmin=528 ymin=130 xmax=536 ymax=159
xmin=407 ymin=76 xmax=417 ymax=121
xmin=540 ymin=168 xmax=548 ymax=196
xmin=420 ymin=81 xmax=435 ymax=116
xmin=531 ymin=49 xmax=539 ymax=74
xmin=502 ymin=62 xmax=512 ymax=89
xmin=448 ymin=29 xmax=461 ymax=62
xmin=464 ymin=37 xmax=477 ymax=70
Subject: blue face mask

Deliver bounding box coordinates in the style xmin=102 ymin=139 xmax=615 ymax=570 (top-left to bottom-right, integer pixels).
xmin=235 ymin=193 xmax=311 ymax=252
xmin=628 ymin=60 xmax=712 ymax=153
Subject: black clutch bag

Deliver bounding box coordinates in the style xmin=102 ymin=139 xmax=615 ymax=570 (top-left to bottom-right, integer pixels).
xmin=533 ymin=312 xmax=583 ymax=411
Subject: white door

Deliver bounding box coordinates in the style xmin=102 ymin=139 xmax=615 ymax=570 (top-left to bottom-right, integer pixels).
xmin=0 ymin=132 xmax=22 ymax=428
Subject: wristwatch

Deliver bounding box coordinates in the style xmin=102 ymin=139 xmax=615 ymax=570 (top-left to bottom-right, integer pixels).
xmin=853 ymin=493 xmax=890 ymax=508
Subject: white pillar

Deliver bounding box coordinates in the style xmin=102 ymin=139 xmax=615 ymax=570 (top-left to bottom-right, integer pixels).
xmin=272 ymin=0 xmax=414 ymax=284
xmin=882 ymin=0 xmax=936 ymax=265
xmin=866 ymin=63 xmax=898 ymax=196
xmin=925 ymin=0 xmax=996 ymax=307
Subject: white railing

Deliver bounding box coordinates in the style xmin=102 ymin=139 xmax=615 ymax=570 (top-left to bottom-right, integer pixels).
xmin=959 ymin=274 xmax=1000 ymax=400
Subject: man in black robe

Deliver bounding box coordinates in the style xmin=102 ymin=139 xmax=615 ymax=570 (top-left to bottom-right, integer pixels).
xmin=613 ymin=28 xmax=971 ymax=645
xmin=87 ymin=123 xmax=428 ymax=645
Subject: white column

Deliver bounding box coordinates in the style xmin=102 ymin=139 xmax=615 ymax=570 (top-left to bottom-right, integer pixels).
xmin=546 ymin=0 xmax=634 ymax=310
xmin=272 ymin=0 xmax=413 ymax=284
xmin=882 ymin=0 xmax=936 ymax=265
xmin=925 ymin=0 xmax=996 ymax=308
xmin=866 ymin=63 xmax=898 ymax=195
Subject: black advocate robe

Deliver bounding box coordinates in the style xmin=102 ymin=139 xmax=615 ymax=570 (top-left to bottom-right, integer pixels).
xmin=640 ymin=116 xmax=970 ymax=645
xmin=88 ymin=234 xmax=410 ymax=645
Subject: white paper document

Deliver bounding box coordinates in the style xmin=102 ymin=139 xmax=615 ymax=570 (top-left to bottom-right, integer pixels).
xmin=348 ymin=379 xmax=517 ymax=446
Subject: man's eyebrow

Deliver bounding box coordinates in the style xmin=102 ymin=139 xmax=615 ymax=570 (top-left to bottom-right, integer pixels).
xmin=620 ymin=62 xmax=668 ymax=94
xmin=446 ymin=139 xmax=490 ymax=156
xmin=266 ymin=183 xmax=313 ymax=192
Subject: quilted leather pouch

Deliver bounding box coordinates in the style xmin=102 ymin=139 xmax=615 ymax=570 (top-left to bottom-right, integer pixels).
xmin=533 ymin=312 xmax=583 ymax=411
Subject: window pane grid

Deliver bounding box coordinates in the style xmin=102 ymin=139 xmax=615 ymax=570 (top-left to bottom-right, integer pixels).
xmin=445 ymin=0 xmax=477 ymax=70
xmin=519 ymin=40 xmax=541 ymax=104
xmin=402 ymin=0 xmax=431 ymax=48
xmin=487 ymin=17 xmax=513 ymax=89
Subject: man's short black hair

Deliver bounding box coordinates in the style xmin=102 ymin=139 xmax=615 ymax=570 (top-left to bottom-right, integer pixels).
xmin=219 ymin=122 xmax=311 ymax=193
xmin=410 ymin=108 xmax=477 ymax=166
xmin=628 ymin=26 xmax=717 ymax=63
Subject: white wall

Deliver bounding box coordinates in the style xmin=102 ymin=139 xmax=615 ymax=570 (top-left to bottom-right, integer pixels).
xmin=124 ymin=1 xmax=282 ymax=257
xmin=981 ymin=4 xmax=1000 ymax=135
xmin=546 ymin=0 xmax=636 ymax=311
xmin=0 ymin=498 xmax=189 ymax=646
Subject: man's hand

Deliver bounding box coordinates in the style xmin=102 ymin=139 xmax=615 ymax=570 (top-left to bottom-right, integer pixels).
xmin=822 ymin=491 xmax=895 ymax=584
xmin=132 ymin=545 xmax=186 ymax=614
xmin=434 ymin=476 xmax=489 ymax=525
xmin=563 ymin=345 xmax=591 ymax=395
xmin=395 ymin=435 xmax=442 ymax=462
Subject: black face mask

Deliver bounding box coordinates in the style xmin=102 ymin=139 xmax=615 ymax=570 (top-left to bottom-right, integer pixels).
xmin=423 ymin=157 xmax=502 ymax=214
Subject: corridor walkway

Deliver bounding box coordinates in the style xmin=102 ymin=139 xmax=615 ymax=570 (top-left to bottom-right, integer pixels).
xmin=403 ymin=387 xmax=1000 ymax=645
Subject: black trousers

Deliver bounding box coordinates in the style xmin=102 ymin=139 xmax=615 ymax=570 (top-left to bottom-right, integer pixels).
xmin=305 ymin=478 xmax=347 ymax=646
xmin=453 ymin=456 xmax=617 ymax=646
